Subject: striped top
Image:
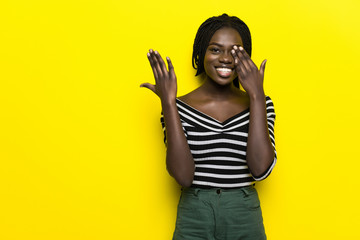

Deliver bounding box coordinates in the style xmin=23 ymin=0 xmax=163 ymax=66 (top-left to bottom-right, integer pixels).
xmin=160 ymin=96 xmax=277 ymax=189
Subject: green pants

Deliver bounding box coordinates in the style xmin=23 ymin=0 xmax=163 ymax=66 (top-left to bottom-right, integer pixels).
xmin=173 ymin=185 xmax=266 ymax=240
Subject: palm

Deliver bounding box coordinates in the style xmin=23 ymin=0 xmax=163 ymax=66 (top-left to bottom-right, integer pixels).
xmin=140 ymin=49 xmax=177 ymax=102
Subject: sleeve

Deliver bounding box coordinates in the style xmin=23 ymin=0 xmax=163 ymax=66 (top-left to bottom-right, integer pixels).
xmin=160 ymin=112 xmax=167 ymax=145
xmin=160 ymin=111 xmax=188 ymax=147
xmin=252 ymin=96 xmax=277 ymax=181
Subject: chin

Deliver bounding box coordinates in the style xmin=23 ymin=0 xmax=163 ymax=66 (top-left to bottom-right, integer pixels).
xmin=214 ymin=76 xmax=237 ymax=86
xmin=205 ymin=70 xmax=237 ymax=86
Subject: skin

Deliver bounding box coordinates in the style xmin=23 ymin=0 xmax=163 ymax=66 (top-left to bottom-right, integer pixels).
xmin=141 ymin=27 xmax=275 ymax=186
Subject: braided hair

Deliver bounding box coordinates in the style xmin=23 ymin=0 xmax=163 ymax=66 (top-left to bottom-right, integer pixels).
xmin=192 ymin=14 xmax=252 ymax=88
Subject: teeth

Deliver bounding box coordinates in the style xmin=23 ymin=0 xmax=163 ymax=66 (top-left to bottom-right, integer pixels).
xmin=216 ymin=68 xmax=232 ymax=72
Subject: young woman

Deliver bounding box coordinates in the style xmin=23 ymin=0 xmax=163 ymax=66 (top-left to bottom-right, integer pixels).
xmin=141 ymin=14 xmax=277 ymax=240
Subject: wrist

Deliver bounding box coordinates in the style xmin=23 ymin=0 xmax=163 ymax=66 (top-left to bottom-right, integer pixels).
xmin=248 ymin=90 xmax=265 ymax=101
xmin=161 ymin=97 xmax=177 ymax=107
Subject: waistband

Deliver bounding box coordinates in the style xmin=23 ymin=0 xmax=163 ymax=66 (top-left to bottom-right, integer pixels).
xmin=181 ymin=184 xmax=256 ymax=196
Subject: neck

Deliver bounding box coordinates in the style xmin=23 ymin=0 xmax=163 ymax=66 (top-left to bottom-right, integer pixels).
xmin=200 ymin=77 xmax=239 ymax=100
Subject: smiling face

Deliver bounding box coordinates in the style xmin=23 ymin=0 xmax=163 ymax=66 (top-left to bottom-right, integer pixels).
xmin=203 ymin=27 xmax=243 ymax=86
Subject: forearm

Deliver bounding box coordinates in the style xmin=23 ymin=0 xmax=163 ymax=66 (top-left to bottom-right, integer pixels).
xmin=246 ymin=94 xmax=275 ymax=177
xmin=161 ymin=99 xmax=195 ymax=187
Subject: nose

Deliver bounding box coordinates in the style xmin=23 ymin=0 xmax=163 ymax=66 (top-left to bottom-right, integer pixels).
xmin=219 ymin=51 xmax=233 ymax=64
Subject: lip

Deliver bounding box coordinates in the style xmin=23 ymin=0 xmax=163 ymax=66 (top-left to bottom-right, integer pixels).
xmin=215 ymin=66 xmax=234 ymax=78
xmin=215 ymin=65 xmax=234 ymax=69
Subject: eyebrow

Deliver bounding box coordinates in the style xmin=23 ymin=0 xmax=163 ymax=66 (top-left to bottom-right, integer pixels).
xmin=208 ymin=42 xmax=242 ymax=47
xmin=208 ymin=42 xmax=223 ymax=47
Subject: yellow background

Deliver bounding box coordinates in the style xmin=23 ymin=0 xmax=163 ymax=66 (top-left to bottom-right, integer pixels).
xmin=1 ymin=0 xmax=359 ymax=239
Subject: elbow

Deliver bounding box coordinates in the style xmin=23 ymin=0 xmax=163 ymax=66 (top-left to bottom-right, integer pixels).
xmin=251 ymin=168 xmax=271 ymax=181
xmin=252 ymin=160 xmax=272 ymax=177
xmin=178 ymin=177 xmax=193 ymax=188
xmin=173 ymin=171 xmax=194 ymax=188
xmin=166 ymin=153 xmax=195 ymax=187
xmin=250 ymin=154 xmax=276 ymax=181
xmin=167 ymin=167 xmax=194 ymax=188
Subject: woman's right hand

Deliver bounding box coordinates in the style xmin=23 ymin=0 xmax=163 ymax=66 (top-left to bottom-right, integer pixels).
xmin=140 ymin=49 xmax=177 ymax=104
xmin=141 ymin=50 xmax=194 ymax=187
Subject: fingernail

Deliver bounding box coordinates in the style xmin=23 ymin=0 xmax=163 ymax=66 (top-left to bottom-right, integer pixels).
xmin=155 ymin=51 xmax=158 ymax=55
xmin=231 ymin=50 xmax=235 ymax=54
xmin=233 ymin=46 xmax=238 ymax=50
xmin=166 ymin=57 xmax=170 ymax=60
xmin=147 ymin=53 xmax=150 ymax=57
xmin=239 ymin=46 xmax=243 ymax=50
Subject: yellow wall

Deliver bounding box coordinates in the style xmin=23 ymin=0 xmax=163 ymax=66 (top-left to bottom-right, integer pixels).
xmin=1 ymin=0 xmax=359 ymax=239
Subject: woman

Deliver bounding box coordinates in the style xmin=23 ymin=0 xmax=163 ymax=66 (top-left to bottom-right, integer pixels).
xmin=141 ymin=14 xmax=276 ymax=240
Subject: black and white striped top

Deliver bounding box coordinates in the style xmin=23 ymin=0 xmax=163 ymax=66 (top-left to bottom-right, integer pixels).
xmin=160 ymin=96 xmax=277 ymax=189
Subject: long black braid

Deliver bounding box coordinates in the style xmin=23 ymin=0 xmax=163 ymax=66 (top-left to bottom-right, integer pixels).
xmin=192 ymin=14 xmax=252 ymax=88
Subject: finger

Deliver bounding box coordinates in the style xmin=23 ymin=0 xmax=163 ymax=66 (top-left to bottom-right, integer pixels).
xmin=147 ymin=50 xmax=159 ymax=83
xmin=166 ymin=57 xmax=176 ymax=80
xmin=259 ymin=59 xmax=267 ymax=80
xmin=154 ymin=51 xmax=168 ymax=77
xmin=238 ymin=46 xmax=257 ymax=70
xmin=234 ymin=58 xmax=247 ymax=78
xmin=236 ymin=47 xmax=252 ymax=71
xmin=140 ymin=82 xmax=156 ymax=93
xmin=231 ymin=49 xmax=247 ymax=76
xmin=152 ymin=50 xmax=164 ymax=79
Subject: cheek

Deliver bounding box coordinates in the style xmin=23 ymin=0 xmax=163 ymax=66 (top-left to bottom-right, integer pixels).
xmin=203 ymin=54 xmax=216 ymax=71
xmin=203 ymin=61 xmax=213 ymax=76
xmin=204 ymin=53 xmax=216 ymax=62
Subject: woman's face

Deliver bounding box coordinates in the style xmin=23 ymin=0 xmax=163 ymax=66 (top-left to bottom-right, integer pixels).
xmin=203 ymin=27 xmax=243 ymax=86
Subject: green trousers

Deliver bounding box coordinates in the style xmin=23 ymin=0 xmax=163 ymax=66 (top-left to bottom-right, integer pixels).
xmin=173 ymin=185 xmax=266 ymax=240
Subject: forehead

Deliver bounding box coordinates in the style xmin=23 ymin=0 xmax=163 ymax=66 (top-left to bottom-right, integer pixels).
xmin=209 ymin=27 xmax=243 ymax=46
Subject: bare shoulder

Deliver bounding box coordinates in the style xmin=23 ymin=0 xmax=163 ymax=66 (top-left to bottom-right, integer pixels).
xmin=178 ymin=87 xmax=249 ymax=108
xmin=177 ymin=87 xmax=203 ymax=105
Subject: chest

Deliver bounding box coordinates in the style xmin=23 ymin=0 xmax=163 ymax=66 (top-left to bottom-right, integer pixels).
xmin=176 ymin=99 xmax=250 ymax=133
xmin=191 ymin=101 xmax=249 ymax=124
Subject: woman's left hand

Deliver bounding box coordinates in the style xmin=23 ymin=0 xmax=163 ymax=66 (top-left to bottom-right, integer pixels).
xmin=231 ymin=46 xmax=267 ymax=98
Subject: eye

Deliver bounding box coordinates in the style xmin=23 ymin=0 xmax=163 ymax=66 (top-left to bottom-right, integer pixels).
xmin=209 ymin=47 xmax=220 ymax=53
